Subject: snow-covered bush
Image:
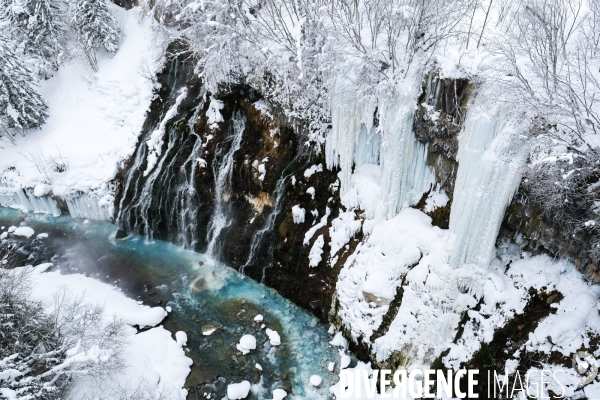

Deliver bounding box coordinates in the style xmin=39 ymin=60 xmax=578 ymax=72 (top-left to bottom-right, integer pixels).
xmin=0 ymin=264 xmax=125 ymax=399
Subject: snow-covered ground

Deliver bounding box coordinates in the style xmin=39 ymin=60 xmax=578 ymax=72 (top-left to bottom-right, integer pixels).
xmin=0 ymin=6 xmax=164 ymax=218
xmin=23 ymin=261 xmax=192 ymax=400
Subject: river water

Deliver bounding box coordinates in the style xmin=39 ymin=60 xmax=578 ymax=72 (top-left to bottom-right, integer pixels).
xmin=0 ymin=208 xmax=346 ymax=399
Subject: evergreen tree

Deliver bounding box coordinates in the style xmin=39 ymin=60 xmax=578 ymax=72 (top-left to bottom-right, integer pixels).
xmin=72 ymin=0 xmax=120 ymax=71
xmin=0 ymin=40 xmax=48 ymax=130
xmin=25 ymin=0 xmax=64 ymax=75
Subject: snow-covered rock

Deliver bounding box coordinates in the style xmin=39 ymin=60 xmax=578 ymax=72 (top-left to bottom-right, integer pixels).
xmin=291 ymin=205 xmax=305 ymax=224
xmin=236 ymin=334 xmax=257 ymax=355
xmin=227 ymin=381 xmax=251 ymax=399
xmin=265 ymin=328 xmax=281 ymax=346
xmin=13 ymin=227 xmax=35 ymax=238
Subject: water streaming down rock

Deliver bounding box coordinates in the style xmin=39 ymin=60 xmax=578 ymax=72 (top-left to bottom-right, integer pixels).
xmin=205 ymin=111 xmax=246 ymax=258
xmin=240 ymin=171 xmax=290 ymax=280
xmin=448 ymin=97 xmax=528 ymax=268
xmin=170 ymin=103 xmax=206 ymax=249
xmin=116 ymin=53 xmax=206 ymax=244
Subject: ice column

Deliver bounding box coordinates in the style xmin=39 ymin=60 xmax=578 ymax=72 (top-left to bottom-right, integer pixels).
xmin=378 ymin=98 xmax=434 ymax=220
xmin=326 ymin=75 xmax=378 ymax=194
xmin=449 ymin=103 xmax=527 ymax=268
xmin=326 ymin=75 xmax=434 ymax=220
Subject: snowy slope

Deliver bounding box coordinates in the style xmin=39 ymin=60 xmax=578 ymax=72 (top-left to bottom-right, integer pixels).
xmin=0 ymin=6 xmax=164 ymax=216
xmin=27 ymin=263 xmax=192 ymax=400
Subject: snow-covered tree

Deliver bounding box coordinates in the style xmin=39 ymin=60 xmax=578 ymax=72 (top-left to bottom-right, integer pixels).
xmin=72 ymin=0 xmax=120 ymax=71
xmin=0 ymin=0 xmax=28 ymax=26
xmin=0 ymin=40 xmax=48 ymax=132
xmin=25 ymin=0 xmax=65 ymax=76
xmin=0 ymin=256 xmax=125 ymax=399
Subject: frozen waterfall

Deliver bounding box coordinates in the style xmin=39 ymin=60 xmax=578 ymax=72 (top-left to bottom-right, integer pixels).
xmin=65 ymin=193 xmax=113 ymax=220
xmin=326 ymin=76 xmax=434 ymax=220
xmin=448 ymin=99 xmax=528 ymax=268
xmin=326 ymin=76 xmax=378 ymax=195
xmin=377 ymin=98 xmax=434 ymax=220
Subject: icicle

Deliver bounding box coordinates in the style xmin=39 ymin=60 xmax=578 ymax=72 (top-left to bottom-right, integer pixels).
xmin=448 ymin=100 xmax=528 ymax=268
xmin=65 ymin=193 xmax=112 ymax=220
xmin=205 ymin=111 xmax=247 ymax=257
xmin=326 ymin=75 xmax=434 ymax=220
xmin=0 ymin=183 xmax=61 ymax=216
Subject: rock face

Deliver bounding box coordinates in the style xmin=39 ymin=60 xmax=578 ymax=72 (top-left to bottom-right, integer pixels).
xmin=501 ymin=183 xmax=600 ymax=282
xmin=115 ymin=45 xmax=342 ymax=320
xmin=414 ymin=73 xmax=473 ymax=229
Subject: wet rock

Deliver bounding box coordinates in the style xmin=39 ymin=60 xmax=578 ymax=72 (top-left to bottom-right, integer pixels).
xmin=115 ymin=228 xmax=128 ymax=239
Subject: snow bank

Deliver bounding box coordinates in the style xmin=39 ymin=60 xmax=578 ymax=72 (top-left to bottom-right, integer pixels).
xmin=0 ymin=7 xmax=165 ymax=218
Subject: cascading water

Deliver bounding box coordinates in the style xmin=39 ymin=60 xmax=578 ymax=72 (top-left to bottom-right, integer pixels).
xmin=116 ymin=54 xmax=209 ymax=245
xmin=117 ymin=87 xmax=191 ymax=239
xmin=205 ymin=111 xmax=246 ymax=258
xmin=169 ymin=104 xmax=205 ymax=249
xmin=240 ymin=171 xmax=290 ymax=280
xmin=448 ymin=97 xmax=528 ymax=268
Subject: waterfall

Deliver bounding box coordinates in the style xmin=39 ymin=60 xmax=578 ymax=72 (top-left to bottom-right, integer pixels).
xmin=116 ymin=54 xmax=203 ymax=242
xmin=448 ymin=100 xmax=528 ymax=268
xmin=240 ymin=171 xmax=291 ymax=280
xmin=205 ymin=111 xmax=246 ymax=257
xmin=169 ymin=104 xmax=205 ymax=249
xmin=122 ymin=95 xmax=187 ymax=239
